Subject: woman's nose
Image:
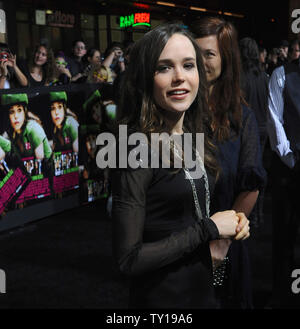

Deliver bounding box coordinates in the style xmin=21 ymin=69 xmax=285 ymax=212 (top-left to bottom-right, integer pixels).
xmin=172 ymin=67 xmax=185 ymax=83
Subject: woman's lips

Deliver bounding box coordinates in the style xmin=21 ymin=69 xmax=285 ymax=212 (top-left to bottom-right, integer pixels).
xmin=167 ymin=90 xmax=189 ymax=100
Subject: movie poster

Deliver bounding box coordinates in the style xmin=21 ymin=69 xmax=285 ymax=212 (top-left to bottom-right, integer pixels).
xmin=79 ymin=89 xmax=112 ymax=204
xmin=0 ymin=134 xmax=29 ymax=215
xmin=0 ymin=92 xmax=52 ymax=211
xmin=0 ymin=83 xmax=110 ymax=218
xmin=40 ymin=90 xmax=80 ymax=196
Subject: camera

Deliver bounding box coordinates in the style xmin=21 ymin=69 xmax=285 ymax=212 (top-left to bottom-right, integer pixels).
xmin=0 ymin=52 xmax=9 ymax=61
xmin=113 ymin=47 xmax=123 ymax=57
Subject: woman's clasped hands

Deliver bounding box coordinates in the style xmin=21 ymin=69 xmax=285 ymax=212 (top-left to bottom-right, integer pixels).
xmin=211 ymin=210 xmax=250 ymax=240
xmin=209 ymin=211 xmax=250 ymax=268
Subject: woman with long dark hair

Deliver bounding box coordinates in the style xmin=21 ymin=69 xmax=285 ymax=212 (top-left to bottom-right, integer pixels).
xmin=191 ymin=17 xmax=266 ymax=308
xmin=20 ymin=44 xmax=56 ymax=87
xmin=111 ymin=23 xmax=250 ymax=309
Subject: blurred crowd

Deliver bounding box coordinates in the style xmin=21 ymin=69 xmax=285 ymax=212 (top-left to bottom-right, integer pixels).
xmin=258 ymin=39 xmax=300 ymax=75
xmin=0 ymin=35 xmax=299 ymax=92
xmin=0 ymin=39 xmax=135 ymax=90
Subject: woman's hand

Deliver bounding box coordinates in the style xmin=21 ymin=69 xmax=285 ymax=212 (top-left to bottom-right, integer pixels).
xmin=0 ymin=60 xmax=8 ymax=77
xmin=58 ymin=65 xmax=72 ymax=78
xmin=210 ymin=210 xmax=239 ymax=239
xmin=7 ymin=54 xmax=17 ymax=68
xmin=209 ymin=211 xmax=250 ymax=269
xmin=234 ymin=212 xmax=250 ymax=240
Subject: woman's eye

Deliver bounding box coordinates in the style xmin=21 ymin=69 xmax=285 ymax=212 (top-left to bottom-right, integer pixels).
xmin=205 ymin=52 xmax=215 ymax=58
xmin=156 ymin=65 xmax=170 ymax=73
xmin=184 ymin=62 xmax=195 ymax=70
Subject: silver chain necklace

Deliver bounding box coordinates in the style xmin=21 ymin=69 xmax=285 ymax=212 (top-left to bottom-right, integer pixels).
xmin=174 ymin=143 xmax=227 ymax=287
xmin=173 ymin=143 xmax=210 ymax=220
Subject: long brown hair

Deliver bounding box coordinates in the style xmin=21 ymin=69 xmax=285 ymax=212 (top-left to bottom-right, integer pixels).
xmin=191 ymin=17 xmax=245 ymax=141
xmin=117 ymin=23 xmax=218 ymax=174
xmin=29 ymin=44 xmax=56 ymax=85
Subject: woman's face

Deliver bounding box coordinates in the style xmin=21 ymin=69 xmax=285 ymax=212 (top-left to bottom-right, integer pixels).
xmin=196 ymin=35 xmax=222 ymax=84
xmin=153 ymin=33 xmax=199 ymax=115
xmin=35 ymin=46 xmax=48 ymax=66
xmin=89 ymin=50 xmax=101 ymax=65
xmin=9 ymin=104 xmax=25 ymax=133
xmin=73 ymin=42 xmax=86 ymax=58
xmin=290 ymin=43 xmax=300 ymax=61
xmin=51 ymin=101 xmax=65 ymax=128
xmin=93 ymin=68 xmax=107 ymax=83
xmin=55 ymin=56 xmax=67 ymax=69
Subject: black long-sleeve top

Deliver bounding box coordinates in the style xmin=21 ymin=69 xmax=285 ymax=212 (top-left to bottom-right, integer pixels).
xmin=112 ymin=163 xmax=220 ymax=308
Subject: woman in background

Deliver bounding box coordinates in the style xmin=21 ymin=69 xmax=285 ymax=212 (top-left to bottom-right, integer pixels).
xmin=19 ymin=44 xmax=56 ymax=87
xmin=48 ymin=53 xmax=72 ymax=86
xmin=192 ymin=17 xmax=266 ymax=308
xmin=87 ymin=63 xmax=113 ymax=84
xmin=0 ymin=42 xmax=28 ymax=89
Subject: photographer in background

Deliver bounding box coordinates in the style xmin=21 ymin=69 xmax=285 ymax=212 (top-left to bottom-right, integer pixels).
xmin=0 ymin=43 xmax=28 ymax=89
xmin=102 ymin=42 xmax=125 ymax=82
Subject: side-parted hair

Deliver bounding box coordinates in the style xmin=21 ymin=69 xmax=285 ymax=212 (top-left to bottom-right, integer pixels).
xmin=190 ymin=17 xmax=244 ymax=141
xmin=117 ymin=23 xmax=217 ymax=174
